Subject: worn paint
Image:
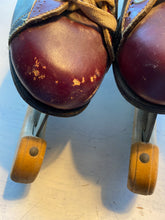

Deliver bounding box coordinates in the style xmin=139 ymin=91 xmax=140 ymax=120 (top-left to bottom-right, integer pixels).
xmin=29 ymin=57 xmax=46 ymax=80
xmin=90 ymin=76 xmax=94 ymax=82
xmin=95 ymin=68 xmax=100 ymax=77
xmin=73 ymin=79 xmax=81 ymax=86
xmin=82 ymin=77 xmax=85 ymax=83
xmin=90 ymin=74 xmax=97 ymax=83
xmin=34 ymin=57 xmax=40 ymax=68
xmin=33 ymin=69 xmax=40 ymax=77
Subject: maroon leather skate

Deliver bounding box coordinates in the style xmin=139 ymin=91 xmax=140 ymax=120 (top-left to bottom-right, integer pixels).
xmin=113 ymin=0 xmax=165 ymax=113
xmin=9 ymin=0 xmax=117 ymax=116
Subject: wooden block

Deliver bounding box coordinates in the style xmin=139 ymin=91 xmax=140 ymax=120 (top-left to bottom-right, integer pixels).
xmin=11 ymin=136 xmax=47 ymax=183
xmin=127 ymin=142 xmax=159 ymax=195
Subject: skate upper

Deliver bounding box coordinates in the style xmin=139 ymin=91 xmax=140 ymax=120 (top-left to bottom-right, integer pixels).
xmin=115 ymin=0 xmax=165 ymax=106
xmin=9 ymin=0 xmax=117 ymax=112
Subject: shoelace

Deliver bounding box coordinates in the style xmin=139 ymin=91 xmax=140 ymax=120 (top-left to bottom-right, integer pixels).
xmin=10 ymin=0 xmax=117 ymax=60
xmin=62 ymin=0 xmax=117 ymax=32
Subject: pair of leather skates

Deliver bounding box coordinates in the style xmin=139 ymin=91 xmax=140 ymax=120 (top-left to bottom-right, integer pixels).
xmin=9 ymin=0 xmax=165 ymax=195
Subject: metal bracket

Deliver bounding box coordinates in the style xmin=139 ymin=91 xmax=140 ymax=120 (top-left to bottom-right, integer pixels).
xmin=132 ymin=108 xmax=157 ymax=144
xmin=20 ymin=106 xmax=48 ymax=139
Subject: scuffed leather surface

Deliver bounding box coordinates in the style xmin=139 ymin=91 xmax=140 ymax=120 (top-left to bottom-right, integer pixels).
xmin=9 ymin=0 xmax=116 ymax=111
xmin=10 ymin=12 xmax=108 ymax=110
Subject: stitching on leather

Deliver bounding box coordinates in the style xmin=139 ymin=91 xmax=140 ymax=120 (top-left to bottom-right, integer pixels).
xmin=28 ymin=0 xmax=68 ymax=19
xmin=11 ymin=12 xmax=29 ymax=29
xmin=28 ymin=2 xmax=68 ymax=19
xmin=8 ymin=3 xmax=69 ymax=42
xmin=9 ymin=1 xmax=68 ymax=41
xmin=121 ymin=0 xmax=156 ymax=37
xmin=9 ymin=26 xmax=24 ymax=41
xmin=10 ymin=0 xmax=37 ymax=33
xmin=28 ymin=0 xmax=38 ymax=19
xmin=121 ymin=0 xmax=132 ymax=33
xmin=123 ymin=0 xmax=149 ymax=35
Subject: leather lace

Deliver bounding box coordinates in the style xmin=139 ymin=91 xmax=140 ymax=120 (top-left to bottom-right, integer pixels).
xmin=61 ymin=0 xmax=117 ymax=32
